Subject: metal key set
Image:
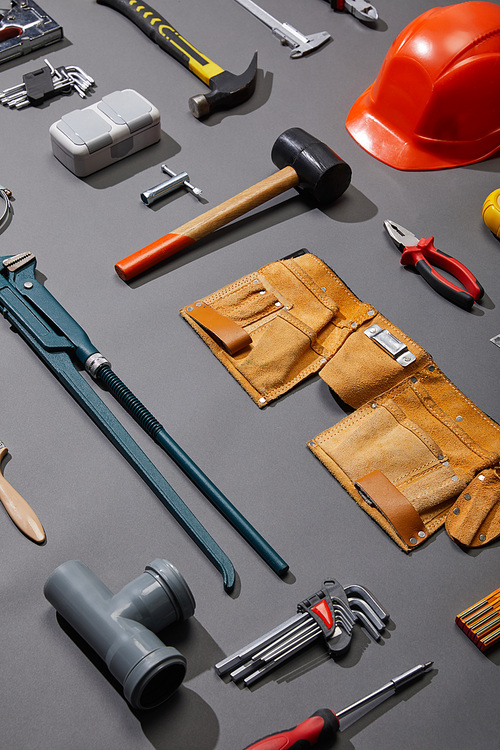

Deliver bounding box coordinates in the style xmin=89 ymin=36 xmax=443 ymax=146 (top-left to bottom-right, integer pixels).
xmin=0 ymin=58 xmax=95 ymax=108
xmin=216 ymin=578 xmax=389 ymax=686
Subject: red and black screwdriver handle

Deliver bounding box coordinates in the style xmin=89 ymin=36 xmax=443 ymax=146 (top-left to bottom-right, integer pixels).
xmin=243 ymin=709 xmax=339 ymax=749
xmin=400 ymin=236 xmax=484 ymax=311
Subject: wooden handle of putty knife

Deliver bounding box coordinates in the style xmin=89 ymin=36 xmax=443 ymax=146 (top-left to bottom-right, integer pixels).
xmin=0 ymin=445 xmax=45 ymax=543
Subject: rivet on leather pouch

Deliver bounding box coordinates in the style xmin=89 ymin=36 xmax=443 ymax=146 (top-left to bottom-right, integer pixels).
xmin=445 ymin=468 xmax=500 ymax=547
xmin=355 ymin=470 xmax=429 ymax=548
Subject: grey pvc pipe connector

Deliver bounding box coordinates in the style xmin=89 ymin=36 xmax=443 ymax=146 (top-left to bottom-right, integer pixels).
xmin=44 ymin=559 xmax=195 ymax=710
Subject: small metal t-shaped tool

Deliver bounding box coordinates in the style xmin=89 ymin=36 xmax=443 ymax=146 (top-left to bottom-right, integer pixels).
xmin=141 ymin=165 xmax=203 ymax=206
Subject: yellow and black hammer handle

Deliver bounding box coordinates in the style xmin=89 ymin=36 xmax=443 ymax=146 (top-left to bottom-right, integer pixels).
xmin=96 ymin=0 xmax=258 ymax=118
xmin=96 ymin=0 xmax=223 ymax=84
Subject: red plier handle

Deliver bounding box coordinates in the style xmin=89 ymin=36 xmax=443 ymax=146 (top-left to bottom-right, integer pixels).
xmin=400 ymin=236 xmax=484 ymax=310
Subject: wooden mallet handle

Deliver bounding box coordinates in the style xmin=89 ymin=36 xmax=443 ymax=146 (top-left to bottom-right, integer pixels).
xmin=115 ymin=128 xmax=351 ymax=281
xmin=115 ymin=166 xmax=299 ymax=281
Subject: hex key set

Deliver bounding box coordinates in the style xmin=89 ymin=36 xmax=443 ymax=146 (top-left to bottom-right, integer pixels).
xmin=216 ymin=578 xmax=389 ymax=686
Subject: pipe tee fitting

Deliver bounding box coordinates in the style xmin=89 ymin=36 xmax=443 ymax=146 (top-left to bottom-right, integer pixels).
xmin=44 ymin=558 xmax=195 ymax=709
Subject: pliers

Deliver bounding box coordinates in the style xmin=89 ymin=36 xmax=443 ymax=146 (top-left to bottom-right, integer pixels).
xmin=384 ymin=220 xmax=484 ymax=310
xmin=328 ymin=0 xmax=378 ymax=24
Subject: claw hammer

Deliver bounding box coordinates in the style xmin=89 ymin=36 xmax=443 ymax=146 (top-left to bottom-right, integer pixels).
xmin=96 ymin=0 xmax=258 ymax=119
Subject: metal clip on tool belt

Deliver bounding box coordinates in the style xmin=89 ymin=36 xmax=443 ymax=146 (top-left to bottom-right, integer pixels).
xmin=180 ymin=251 xmax=500 ymax=551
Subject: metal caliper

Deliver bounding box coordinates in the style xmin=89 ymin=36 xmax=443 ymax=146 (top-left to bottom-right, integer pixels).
xmin=233 ymin=0 xmax=331 ymax=58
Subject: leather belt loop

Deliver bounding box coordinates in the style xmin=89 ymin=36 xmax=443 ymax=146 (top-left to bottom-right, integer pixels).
xmin=183 ymin=301 xmax=252 ymax=355
xmin=355 ymin=470 xmax=429 ymax=548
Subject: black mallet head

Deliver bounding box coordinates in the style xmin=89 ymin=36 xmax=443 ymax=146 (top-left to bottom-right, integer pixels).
xmin=272 ymin=127 xmax=352 ymax=204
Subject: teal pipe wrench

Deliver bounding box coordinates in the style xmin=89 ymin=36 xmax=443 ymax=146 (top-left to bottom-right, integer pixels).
xmin=0 ymin=253 xmax=287 ymax=588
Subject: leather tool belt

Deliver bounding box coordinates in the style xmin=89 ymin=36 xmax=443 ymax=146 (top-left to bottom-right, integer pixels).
xmin=180 ymin=251 xmax=500 ymax=552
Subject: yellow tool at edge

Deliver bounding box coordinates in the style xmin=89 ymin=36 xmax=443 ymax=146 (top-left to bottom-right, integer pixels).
xmin=482 ymin=188 xmax=500 ymax=237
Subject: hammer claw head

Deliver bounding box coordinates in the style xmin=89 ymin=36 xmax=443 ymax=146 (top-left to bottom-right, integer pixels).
xmin=189 ymin=51 xmax=258 ymax=119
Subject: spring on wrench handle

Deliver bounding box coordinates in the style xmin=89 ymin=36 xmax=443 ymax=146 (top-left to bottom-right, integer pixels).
xmin=98 ymin=365 xmax=162 ymax=438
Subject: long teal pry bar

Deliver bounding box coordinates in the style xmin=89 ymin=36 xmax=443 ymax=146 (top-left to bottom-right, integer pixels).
xmin=0 ymin=252 xmax=235 ymax=591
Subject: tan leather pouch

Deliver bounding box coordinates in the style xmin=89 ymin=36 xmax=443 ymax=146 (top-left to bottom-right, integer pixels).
xmin=181 ymin=252 xmax=363 ymax=405
xmin=181 ymin=252 xmax=500 ymax=550
xmin=317 ymin=312 xmax=432 ymax=409
xmin=308 ymin=368 xmax=500 ymax=550
xmin=180 ymin=252 xmax=422 ymax=407
xmin=445 ymin=467 xmax=500 ymax=547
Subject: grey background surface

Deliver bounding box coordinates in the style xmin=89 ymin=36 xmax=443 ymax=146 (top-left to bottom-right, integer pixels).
xmin=1 ymin=1 xmax=499 ymax=748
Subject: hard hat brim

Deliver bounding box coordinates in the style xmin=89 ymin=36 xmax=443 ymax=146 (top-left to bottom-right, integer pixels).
xmin=346 ymin=84 xmax=500 ymax=172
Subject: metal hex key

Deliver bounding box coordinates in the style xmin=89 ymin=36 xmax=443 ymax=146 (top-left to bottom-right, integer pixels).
xmin=0 ymin=59 xmax=95 ymax=109
xmin=215 ymin=580 xmax=389 ymax=686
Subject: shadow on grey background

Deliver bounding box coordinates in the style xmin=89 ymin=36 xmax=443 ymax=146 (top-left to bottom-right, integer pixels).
xmin=55 ymin=613 xmax=223 ymax=749
xmin=140 ymin=686 xmax=219 ymax=750
xmin=83 ymin=132 xmax=182 ymax=189
xmin=126 ymin=185 xmax=377 ymax=287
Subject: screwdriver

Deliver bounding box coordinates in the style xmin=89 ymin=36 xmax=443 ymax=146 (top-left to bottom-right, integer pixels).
xmin=242 ymin=661 xmax=433 ymax=749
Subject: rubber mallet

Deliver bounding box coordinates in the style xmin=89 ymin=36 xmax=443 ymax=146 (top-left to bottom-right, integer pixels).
xmin=115 ymin=128 xmax=352 ymax=281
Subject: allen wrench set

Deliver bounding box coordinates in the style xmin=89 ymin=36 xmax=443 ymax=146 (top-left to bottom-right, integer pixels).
xmin=0 ymin=59 xmax=95 ymax=108
xmin=215 ymin=578 xmax=389 ymax=687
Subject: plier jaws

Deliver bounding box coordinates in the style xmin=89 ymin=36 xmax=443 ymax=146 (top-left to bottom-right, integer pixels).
xmin=343 ymin=0 xmax=378 ymax=22
xmin=329 ymin=0 xmax=378 ymax=23
xmin=384 ymin=220 xmax=485 ymax=311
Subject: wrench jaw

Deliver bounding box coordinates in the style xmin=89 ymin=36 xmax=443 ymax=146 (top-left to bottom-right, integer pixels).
xmin=188 ymin=51 xmax=258 ymax=119
xmin=1 ymin=251 xmax=36 ymax=277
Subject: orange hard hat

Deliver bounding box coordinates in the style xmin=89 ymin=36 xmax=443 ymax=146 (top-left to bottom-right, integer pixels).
xmin=346 ymin=2 xmax=500 ymax=170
